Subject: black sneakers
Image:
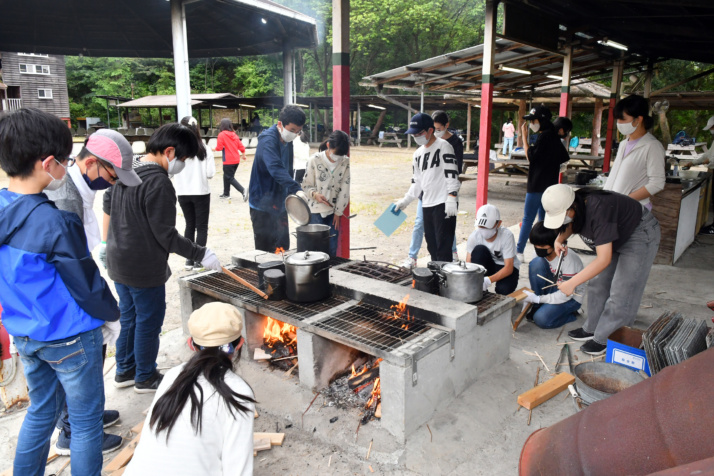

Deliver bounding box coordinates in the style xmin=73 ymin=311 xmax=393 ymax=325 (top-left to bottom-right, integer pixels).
xmin=134 ymin=371 xmax=164 ymax=394
xmin=55 ymin=430 xmax=123 ymax=455
xmin=568 ymin=328 xmax=595 ymax=341
xmin=219 ymin=194 xmax=229 ymax=199
xmin=580 ymin=340 xmax=607 ymax=356
xmin=113 ymin=368 xmax=136 ymax=388
xmin=184 ymin=259 xmax=194 ymax=270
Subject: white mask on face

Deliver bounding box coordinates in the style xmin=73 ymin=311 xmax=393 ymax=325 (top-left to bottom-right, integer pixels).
xmin=434 ymin=130 xmax=445 ymax=139
xmin=168 ymin=157 xmax=186 ymax=175
xmin=413 ymin=133 xmax=429 ymax=146
xmin=478 ymin=227 xmax=498 ymax=240
xmin=529 ymin=122 xmax=540 ymax=133
xmin=709 ymin=129 xmax=714 ymax=136
xmin=279 ymin=124 xmax=298 ymax=143
xmin=563 ymin=214 xmax=573 ymax=225
xmin=45 ymin=159 xmax=67 ymax=191
xmin=616 ymin=120 xmax=638 ymax=136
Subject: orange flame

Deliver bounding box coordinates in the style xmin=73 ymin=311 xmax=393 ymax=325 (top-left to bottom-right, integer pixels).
xmin=389 ymin=294 xmax=413 ymax=329
xmin=275 ymin=247 xmax=285 ymax=255
xmin=351 ymin=358 xmax=383 ymax=378
xmin=366 ymin=377 xmax=381 ymax=409
xmin=262 ymin=316 xmax=296 ymax=348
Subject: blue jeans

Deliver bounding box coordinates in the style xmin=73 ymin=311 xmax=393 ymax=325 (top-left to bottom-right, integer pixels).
xmin=528 ymin=258 xmax=580 ymax=329
xmin=408 ymin=200 xmax=457 ymax=259
xmin=309 ymin=213 xmax=339 ymax=258
xmin=114 ymin=283 xmax=166 ymax=382
xmin=517 ymin=192 xmax=545 ymax=254
xmin=502 ymin=137 xmax=514 ymax=155
xmin=13 ymin=327 xmax=105 ymax=476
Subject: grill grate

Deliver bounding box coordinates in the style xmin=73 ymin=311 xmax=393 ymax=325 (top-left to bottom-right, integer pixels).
xmin=337 ymin=261 xmax=411 ymax=284
xmin=186 ymin=268 xmax=348 ymax=321
xmin=313 ymin=302 xmax=434 ymax=352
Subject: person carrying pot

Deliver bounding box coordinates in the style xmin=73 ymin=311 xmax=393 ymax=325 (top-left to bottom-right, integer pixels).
xmin=394 ymin=113 xmax=460 ymax=263
xmin=124 ymin=302 xmax=256 ymax=476
xmin=466 ymin=204 xmax=520 ymax=295
xmin=541 ymin=184 xmax=661 ymax=355
xmin=301 ymin=130 xmax=350 ymax=258
xmin=516 ymin=105 xmax=570 ymax=265
xmin=604 ymin=94 xmax=665 ymax=210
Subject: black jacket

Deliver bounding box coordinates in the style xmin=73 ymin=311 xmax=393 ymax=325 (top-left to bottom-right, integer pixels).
xmin=103 ymin=160 xmax=206 ymax=288
xmin=526 ymin=124 xmax=570 ymax=193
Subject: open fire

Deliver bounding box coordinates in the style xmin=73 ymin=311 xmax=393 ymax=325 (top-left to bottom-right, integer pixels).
xmin=388 ymin=294 xmax=413 ymax=330
xmin=261 ymin=316 xmax=297 ymax=370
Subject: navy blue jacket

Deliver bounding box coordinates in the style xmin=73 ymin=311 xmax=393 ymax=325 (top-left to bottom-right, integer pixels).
xmin=0 ymin=191 xmax=119 ymax=341
xmin=248 ymin=125 xmax=301 ymax=214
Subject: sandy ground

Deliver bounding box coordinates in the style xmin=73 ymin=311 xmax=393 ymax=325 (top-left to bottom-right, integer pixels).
xmin=1 ymin=145 xmax=713 ymax=475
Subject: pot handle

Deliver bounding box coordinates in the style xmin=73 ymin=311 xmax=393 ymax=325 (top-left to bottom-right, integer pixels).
xmin=313 ymin=265 xmax=332 ymax=277
xmin=433 ymin=269 xmax=448 ymax=288
xmin=291 ymin=232 xmax=297 ymax=237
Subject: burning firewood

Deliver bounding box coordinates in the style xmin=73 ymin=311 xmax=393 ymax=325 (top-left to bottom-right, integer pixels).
xmin=348 ymin=367 xmax=380 ymax=390
xmin=261 ymin=317 xmax=298 ymax=370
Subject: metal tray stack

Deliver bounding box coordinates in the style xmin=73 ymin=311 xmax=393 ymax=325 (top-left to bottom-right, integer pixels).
xmin=643 ymin=312 xmax=709 ymax=374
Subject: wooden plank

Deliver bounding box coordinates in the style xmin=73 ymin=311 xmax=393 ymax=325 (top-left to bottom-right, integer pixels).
xmin=513 ymin=303 xmax=533 ymax=332
xmin=131 ymin=420 xmax=144 ymax=435
xmin=253 ymin=432 xmax=285 ymax=446
xmin=254 ymin=409 xmax=259 ymax=419
xmin=253 ymin=438 xmax=271 ymax=452
xmin=104 ymin=433 xmax=141 ymax=473
xmin=46 ymin=446 xmax=60 ymax=464
xmin=111 ymin=468 xmax=126 ymax=476
xmin=517 ymin=372 xmax=576 ymax=410
xmin=508 ymin=287 xmax=533 ymax=303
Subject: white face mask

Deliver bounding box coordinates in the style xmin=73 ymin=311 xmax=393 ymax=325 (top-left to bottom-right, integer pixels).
xmin=529 ymin=122 xmax=540 ymax=133
xmin=329 ymin=153 xmax=346 ymax=162
xmin=279 ymin=125 xmax=298 ymax=143
xmin=413 ymin=133 xmax=429 ymax=146
xmin=167 ymin=157 xmax=186 ymax=175
xmin=563 ymin=215 xmax=573 ymax=225
xmin=616 ymin=120 xmax=638 ymax=136
xmin=478 ymin=227 xmax=498 ymax=240
xmin=709 ymin=129 xmax=714 ymax=136
xmin=433 ymin=130 xmax=445 ymax=139
xmin=45 ymin=159 xmax=67 ymax=191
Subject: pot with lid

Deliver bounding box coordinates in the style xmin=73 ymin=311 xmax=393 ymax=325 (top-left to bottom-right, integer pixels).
xmin=294 ymin=224 xmax=332 ymax=254
xmin=284 ymin=250 xmax=331 ymax=302
xmin=412 ymin=267 xmax=438 ymax=295
xmin=435 ymin=261 xmax=486 ymax=303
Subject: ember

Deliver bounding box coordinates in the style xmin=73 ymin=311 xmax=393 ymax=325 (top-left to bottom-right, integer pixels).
xmin=274 ymin=247 xmax=285 ymax=255
xmin=261 ymin=316 xmax=297 ymax=370
xmin=388 ymin=294 xmax=413 ymax=330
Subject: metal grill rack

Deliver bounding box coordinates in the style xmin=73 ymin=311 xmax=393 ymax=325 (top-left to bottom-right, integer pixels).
xmin=335 ymin=260 xmax=412 ymax=284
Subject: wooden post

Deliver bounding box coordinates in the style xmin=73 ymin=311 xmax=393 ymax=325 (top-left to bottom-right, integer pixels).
xmin=466 ymin=104 xmax=472 ymax=151
xmin=476 ymin=0 xmax=497 ymax=210
xmin=357 ymin=103 xmax=361 ymax=146
xmin=407 ymin=102 xmax=412 ymax=148
xmin=332 ymin=0 xmax=350 ymax=258
xmin=559 ymin=45 xmax=573 ymax=118
xmin=591 ymin=98 xmax=603 ymax=156
xmin=603 ymin=59 xmax=623 ymax=173
xmin=517 ymin=99 xmax=527 ymax=148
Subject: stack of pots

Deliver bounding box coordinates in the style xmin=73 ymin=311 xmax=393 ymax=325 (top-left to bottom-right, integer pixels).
xmin=413 ymin=261 xmax=487 ymax=303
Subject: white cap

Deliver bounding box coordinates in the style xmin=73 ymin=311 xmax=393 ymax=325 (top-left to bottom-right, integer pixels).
xmin=704 ymin=116 xmax=714 ymax=131
xmin=475 ymin=204 xmax=500 ymax=228
xmin=542 ymin=184 xmax=575 ymax=229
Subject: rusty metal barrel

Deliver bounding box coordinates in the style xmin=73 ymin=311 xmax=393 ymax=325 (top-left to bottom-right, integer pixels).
xmin=520 ymin=347 xmax=714 ymax=476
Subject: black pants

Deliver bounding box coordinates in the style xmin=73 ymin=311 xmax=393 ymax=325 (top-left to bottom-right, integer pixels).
xmin=294 ymin=168 xmax=306 ymax=184
xmin=423 ymin=203 xmax=456 ymax=262
xmin=469 ymin=244 xmax=519 ymax=295
xmin=250 ymin=208 xmax=290 ymax=252
xmin=178 ymin=194 xmax=210 ymax=247
xmin=223 ymin=164 xmax=245 ymax=196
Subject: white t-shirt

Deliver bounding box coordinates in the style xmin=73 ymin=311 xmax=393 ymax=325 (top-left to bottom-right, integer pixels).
xmin=466 ymin=226 xmax=520 ymax=269
xmin=124 ymin=363 xmax=254 ymax=476
xmin=406 ymin=137 xmax=460 ymax=208
xmin=536 ymin=252 xmax=586 ymax=304
xmin=173 ymin=143 xmax=216 ymax=196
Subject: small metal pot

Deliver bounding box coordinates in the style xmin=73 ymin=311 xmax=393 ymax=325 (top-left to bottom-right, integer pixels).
xmin=263 ymin=269 xmax=285 ymax=301
xmin=435 ymin=261 xmax=486 ymax=303
xmin=258 ymin=261 xmax=285 ymax=288
xmin=284 ymin=251 xmax=331 ymax=302
xmin=294 ymin=224 xmax=331 ymax=254
xmin=412 ymin=267 xmax=438 ymax=295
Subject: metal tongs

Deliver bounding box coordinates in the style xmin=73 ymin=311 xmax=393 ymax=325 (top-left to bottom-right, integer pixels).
xmin=556 ymin=342 xmax=583 ymax=412
xmin=543 ymin=241 xmax=567 ymax=290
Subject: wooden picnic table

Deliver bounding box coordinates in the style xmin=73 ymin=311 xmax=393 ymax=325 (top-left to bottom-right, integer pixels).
xmin=667 ymin=142 xmax=709 ymax=161
xmin=378 ymin=132 xmax=404 ymax=148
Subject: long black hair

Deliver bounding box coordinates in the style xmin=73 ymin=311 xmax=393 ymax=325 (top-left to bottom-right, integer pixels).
xmin=559 ymin=188 xmax=616 ymax=235
xmin=319 ymin=130 xmax=350 ymax=155
xmin=614 ymin=94 xmax=654 ymax=130
xmin=149 ymin=340 xmax=256 ymax=440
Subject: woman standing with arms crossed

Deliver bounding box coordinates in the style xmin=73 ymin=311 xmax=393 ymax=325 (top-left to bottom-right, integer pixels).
xmin=175 ymin=116 xmax=216 ymax=270
xmin=604 ymin=94 xmax=665 ymax=209
xmin=215 ymin=118 xmax=248 ymax=201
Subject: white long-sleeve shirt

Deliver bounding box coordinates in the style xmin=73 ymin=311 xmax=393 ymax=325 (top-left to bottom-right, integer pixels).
xmin=692 ymin=141 xmax=714 ymax=169
xmin=604 ymin=132 xmax=665 ymax=206
xmin=124 ymin=363 xmax=254 ymax=476
xmin=406 ymin=137 xmax=460 ymax=207
xmin=536 ymin=251 xmax=586 ymax=305
xmin=173 ymin=143 xmax=216 ymax=196
xmin=302 ymin=151 xmax=350 ymax=217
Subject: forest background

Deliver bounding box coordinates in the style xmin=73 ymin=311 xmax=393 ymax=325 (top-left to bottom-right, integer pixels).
xmin=65 ymin=0 xmax=714 ymax=145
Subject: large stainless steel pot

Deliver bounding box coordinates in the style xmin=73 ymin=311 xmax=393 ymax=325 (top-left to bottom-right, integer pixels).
xmin=284 ymin=251 xmax=331 ymax=302
xmin=294 ymin=224 xmax=331 ymax=254
xmin=435 ymin=261 xmax=486 ymax=303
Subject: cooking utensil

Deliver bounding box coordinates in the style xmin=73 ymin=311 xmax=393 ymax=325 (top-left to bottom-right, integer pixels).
xmin=263 ymin=269 xmax=285 ymax=301
xmin=412 ymin=267 xmax=438 ymax=295
xmin=567 ymin=384 xmax=582 ymax=412
xmin=285 ymin=193 xmax=311 ymax=226
xmin=258 ymin=261 xmax=285 ymax=288
xmin=574 ymin=361 xmax=645 ymax=405
xmin=284 ymin=251 xmax=331 ymax=302
xmin=374 ymin=204 xmax=407 ymax=237
xmin=435 ymin=261 xmax=486 ymax=303
xmin=293 ymin=224 xmax=332 ymax=254
xmin=221 ymin=266 xmax=269 ymax=300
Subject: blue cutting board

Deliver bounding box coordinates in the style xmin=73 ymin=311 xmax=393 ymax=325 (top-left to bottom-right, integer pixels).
xmin=374 ymin=204 xmax=407 ymax=237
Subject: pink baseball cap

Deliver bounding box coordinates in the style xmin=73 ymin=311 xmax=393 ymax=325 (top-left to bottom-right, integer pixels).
xmin=85 ymin=129 xmax=142 ymax=186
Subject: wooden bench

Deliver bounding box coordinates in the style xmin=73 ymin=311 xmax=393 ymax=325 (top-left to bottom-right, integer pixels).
xmin=378 ymin=132 xmax=404 ymax=148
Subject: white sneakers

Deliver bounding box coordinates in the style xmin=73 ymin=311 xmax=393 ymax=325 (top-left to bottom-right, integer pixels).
xmin=516 ymin=253 xmax=525 ymax=264
xmin=401 ymin=257 xmax=417 ymax=269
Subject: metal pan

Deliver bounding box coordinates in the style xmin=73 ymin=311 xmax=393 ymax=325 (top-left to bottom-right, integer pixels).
xmin=285 ymin=193 xmax=311 ymax=226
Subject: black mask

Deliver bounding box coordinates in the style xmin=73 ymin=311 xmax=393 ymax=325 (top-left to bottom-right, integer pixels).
xmin=534 ymin=247 xmax=551 ymax=258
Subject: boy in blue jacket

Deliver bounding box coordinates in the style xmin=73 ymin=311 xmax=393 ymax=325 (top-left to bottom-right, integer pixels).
xmin=248 ymin=105 xmax=307 ymax=252
xmin=0 ymin=108 xmax=120 ymax=475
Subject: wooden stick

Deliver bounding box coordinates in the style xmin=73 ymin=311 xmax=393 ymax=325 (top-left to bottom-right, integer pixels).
xmin=534 ymin=351 xmax=550 ymax=372
xmin=271 ymin=355 xmax=298 ymax=362
xmin=513 ymin=303 xmax=533 ymax=331
xmin=426 ymin=424 xmax=433 ymax=442
xmin=221 ymin=267 xmax=269 ymax=300
xmin=55 ymin=459 xmax=71 ymax=476
xmin=537 ymin=274 xmax=555 ymax=284
xmin=302 ymin=392 xmax=320 ymax=427
xmin=366 ymin=439 xmax=373 ymax=460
